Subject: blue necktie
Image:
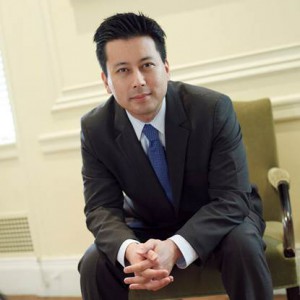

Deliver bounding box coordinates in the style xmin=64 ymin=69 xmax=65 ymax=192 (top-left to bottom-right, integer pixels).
xmin=142 ymin=124 xmax=173 ymax=202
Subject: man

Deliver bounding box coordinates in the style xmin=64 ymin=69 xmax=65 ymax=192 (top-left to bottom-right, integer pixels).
xmin=79 ymin=12 xmax=273 ymax=300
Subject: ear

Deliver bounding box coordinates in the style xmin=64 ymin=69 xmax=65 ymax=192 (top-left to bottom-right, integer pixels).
xmin=101 ymin=72 xmax=112 ymax=94
xmin=164 ymin=60 xmax=170 ymax=80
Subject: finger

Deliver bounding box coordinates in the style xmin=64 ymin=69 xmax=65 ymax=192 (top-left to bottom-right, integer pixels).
xmin=124 ymin=269 xmax=169 ymax=286
xmin=139 ymin=268 xmax=169 ymax=280
xmin=124 ymin=259 xmax=153 ymax=274
xmin=124 ymin=275 xmax=149 ymax=285
xmin=144 ymin=249 xmax=158 ymax=262
xmin=136 ymin=239 xmax=157 ymax=255
xmin=129 ymin=276 xmax=174 ymax=291
xmin=129 ymin=276 xmax=173 ymax=291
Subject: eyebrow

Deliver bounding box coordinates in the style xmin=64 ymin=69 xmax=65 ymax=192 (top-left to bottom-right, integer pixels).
xmin=140 ymin=56 xmax=154 ymax=62
xmin=113 ymin=62 xmax=128 ymax=69
xmin=112 ymin=56 xmax=154 ymax=69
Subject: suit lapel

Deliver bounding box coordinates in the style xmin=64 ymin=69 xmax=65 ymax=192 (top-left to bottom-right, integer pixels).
xmin=113 ymin=102 xmax=150 ymax=179
xmin=165 ymin=82 xmax=191 ymax=213
xmin=112 ymin=82 xmax=191 ymax=215
xmin=113 ymin=101 xmax=174 ymax=213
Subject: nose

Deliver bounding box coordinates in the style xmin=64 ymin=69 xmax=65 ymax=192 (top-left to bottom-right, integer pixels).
xmin=132 ymin=70 xmax=146 ymax=88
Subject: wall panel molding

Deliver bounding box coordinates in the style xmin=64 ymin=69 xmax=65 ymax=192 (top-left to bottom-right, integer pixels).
xmin=0 ymin=142 xmax=18 ymax=161
xmin=272 ymin=93 xmax=300 ymax=121
xmin=39 ymin=0 xmax=64 ymax=100
xmin=52 ymin=82 xmax=108 ymax=112
xmin=39 ymin=92 xmax=300 ymax=154
xmin=171 ymin=43 xmax=300 ymax=85
xmin=50 ymin=43 xmax=300 ymax=113
xmin=38 ymin=129 xmax=80 ymax=154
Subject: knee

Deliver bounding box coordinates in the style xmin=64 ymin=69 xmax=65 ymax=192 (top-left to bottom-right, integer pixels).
xmin=78 ymin=244 xmax=101 ymax=279
xmin=220 ymin=221 xmax=264 ymax=259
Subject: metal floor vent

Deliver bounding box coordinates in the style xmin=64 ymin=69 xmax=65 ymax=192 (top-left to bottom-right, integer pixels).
xmin=0 ymin=216 xmax=34 ymax=254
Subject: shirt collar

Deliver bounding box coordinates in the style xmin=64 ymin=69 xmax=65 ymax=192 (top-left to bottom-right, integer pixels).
xmin=126 ymin=97 xmax=166 ymax=141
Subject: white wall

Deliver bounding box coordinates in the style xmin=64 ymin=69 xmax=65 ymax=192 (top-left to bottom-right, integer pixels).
xmin=0 ymin=0 xmax=299 ymax=295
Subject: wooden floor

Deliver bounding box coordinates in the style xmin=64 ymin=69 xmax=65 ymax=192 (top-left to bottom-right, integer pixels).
xmin=5 ymin=296 xmax=287 ymax=300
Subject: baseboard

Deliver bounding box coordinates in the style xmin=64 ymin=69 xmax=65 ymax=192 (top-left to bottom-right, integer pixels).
xmin=0 ymin=246 xmax=299 ymax=296
xmin=0 ymin=256 xmax=81 ymax=296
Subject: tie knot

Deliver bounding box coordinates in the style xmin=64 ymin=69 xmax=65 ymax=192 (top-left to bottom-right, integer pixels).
xmin=142 ymin=124 xmax=159 ymax=142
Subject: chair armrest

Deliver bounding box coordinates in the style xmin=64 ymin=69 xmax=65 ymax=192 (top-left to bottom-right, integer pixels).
xmin=268 ymin=168 xmax=296 ymax=258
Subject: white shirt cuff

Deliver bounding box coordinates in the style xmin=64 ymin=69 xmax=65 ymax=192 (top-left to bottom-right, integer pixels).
xmin=117 ymin=239 xmax=139 ymax=267
xmin=169 ymin=234 xmax=198 ymax=269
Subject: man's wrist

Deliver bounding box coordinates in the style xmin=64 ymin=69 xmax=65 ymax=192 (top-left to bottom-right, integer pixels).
xmin=125 ymin=242 xmax=139 ymax=265
xmin=117 ymin=239 xmax=139 ymax=267
xmin=168 ymin=235 xmax=198 ymax=268
xmin=166 ymin=239 xmax=182 ymax=265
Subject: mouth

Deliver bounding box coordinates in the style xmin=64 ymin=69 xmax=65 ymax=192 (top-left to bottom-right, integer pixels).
xmin=130 ymin=93 xmax=151 ymax=101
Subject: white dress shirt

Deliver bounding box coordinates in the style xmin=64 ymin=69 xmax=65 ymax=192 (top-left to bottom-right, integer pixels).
xmin=117 ymin=98 xmax=198 ymax=268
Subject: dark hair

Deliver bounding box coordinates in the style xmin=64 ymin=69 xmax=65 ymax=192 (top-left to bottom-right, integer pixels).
xmin=93 ymin=12 xmax=167 ymax=75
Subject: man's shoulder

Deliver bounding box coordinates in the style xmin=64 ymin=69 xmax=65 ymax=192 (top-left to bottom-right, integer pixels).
xmin=81 ymin=96 xmax=114 ymax=127
xmin=168 ymin=80 xmax=231 ymax=110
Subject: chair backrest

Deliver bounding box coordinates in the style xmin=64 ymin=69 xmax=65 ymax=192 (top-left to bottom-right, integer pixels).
xmin=233 ymin=98 xmax=281 ymax=221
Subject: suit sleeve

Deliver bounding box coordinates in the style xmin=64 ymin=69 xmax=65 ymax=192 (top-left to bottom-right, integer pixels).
xmin=81 ymin=120 xmax=137 ymax=264
xmin=177 ymin=96 xmax=251 ymax=263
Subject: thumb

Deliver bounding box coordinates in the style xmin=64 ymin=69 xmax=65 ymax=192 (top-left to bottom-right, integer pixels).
xmin=136 ymin=239 xmax=158 ymax=255
xmin=145 ymin=249 xmax=158 ymax=262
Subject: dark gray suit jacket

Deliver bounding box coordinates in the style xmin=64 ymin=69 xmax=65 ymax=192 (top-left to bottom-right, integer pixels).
xmin=80 ymin=81 xmax=264 ymax=265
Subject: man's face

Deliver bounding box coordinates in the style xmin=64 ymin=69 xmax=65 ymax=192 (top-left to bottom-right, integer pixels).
xmin=101 ymin=36 xmax=170 ymax=122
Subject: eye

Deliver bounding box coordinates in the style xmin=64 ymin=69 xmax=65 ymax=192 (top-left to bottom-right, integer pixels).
xmin=143 ymin=62 xmax=155 ymax=69
xmin=116 ymin=68 xmax=129 ymax=73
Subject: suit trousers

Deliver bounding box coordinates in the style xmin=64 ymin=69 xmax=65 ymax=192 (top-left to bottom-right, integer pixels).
xmin=78 ymin=214 xmax=273 ymax=300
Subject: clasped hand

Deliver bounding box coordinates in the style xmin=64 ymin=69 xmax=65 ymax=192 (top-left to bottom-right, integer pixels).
xmin=123 ymin=239 xmax=181 ymax=291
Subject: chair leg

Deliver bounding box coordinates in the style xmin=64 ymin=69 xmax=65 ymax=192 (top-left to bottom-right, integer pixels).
xmin=286 ymin=286 xmax=300 ymax=300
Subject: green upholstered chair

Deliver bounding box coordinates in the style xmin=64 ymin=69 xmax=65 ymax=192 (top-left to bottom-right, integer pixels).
xmin=130 ymin=98 xmax=299 ymax=300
